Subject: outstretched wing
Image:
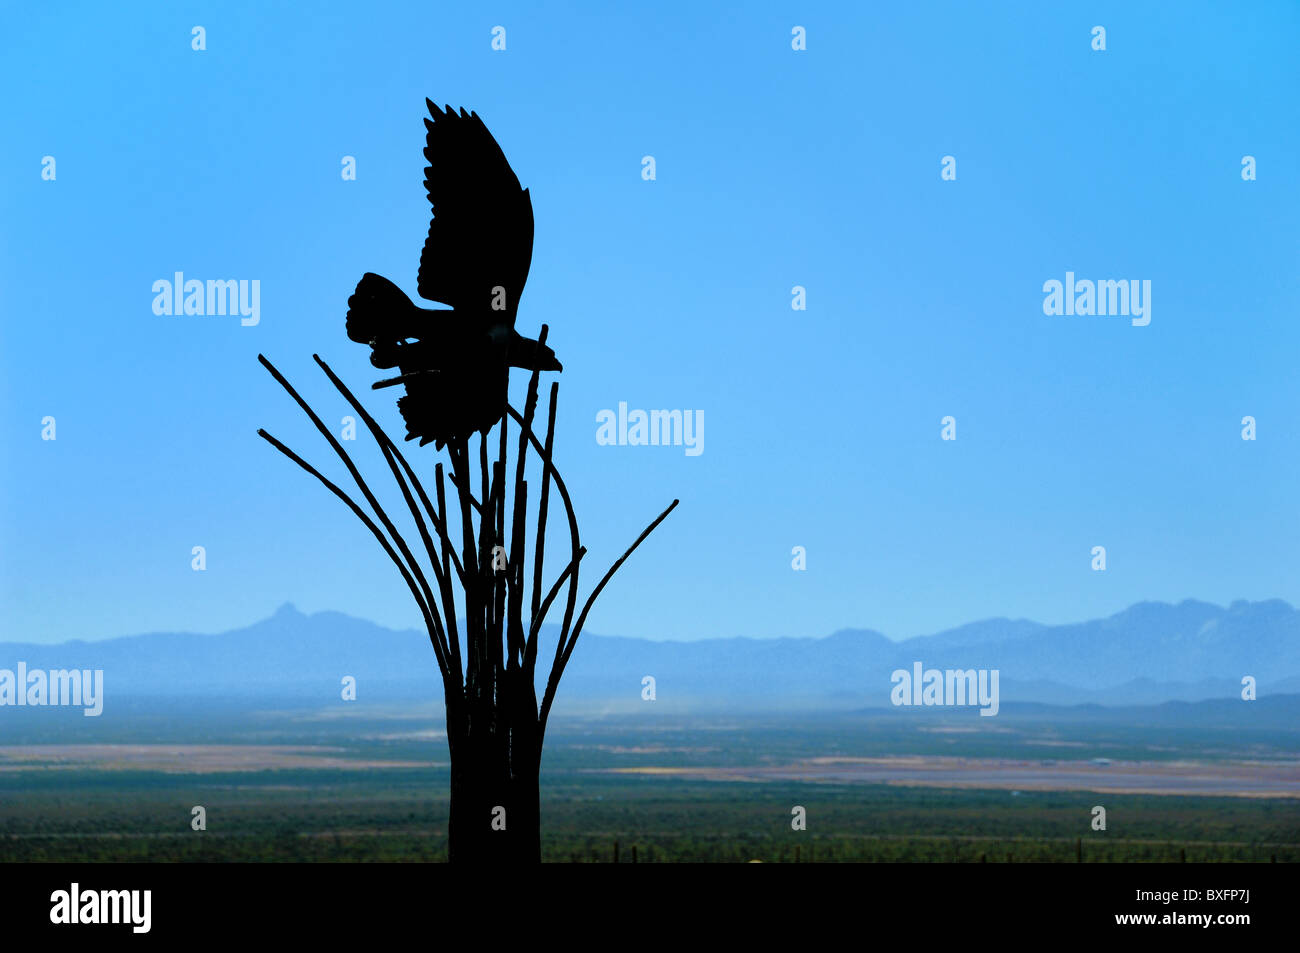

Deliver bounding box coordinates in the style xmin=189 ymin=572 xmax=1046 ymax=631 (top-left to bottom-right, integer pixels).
xmin=416 ymin=101 xmax=534 ymax=322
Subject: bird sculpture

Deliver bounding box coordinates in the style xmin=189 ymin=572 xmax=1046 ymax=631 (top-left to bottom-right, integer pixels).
xmin=345 ymin=100 xmax=561 ymax=448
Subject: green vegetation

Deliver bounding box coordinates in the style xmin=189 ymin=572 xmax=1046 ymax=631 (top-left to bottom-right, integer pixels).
xmin=0 ymin=706 xmax=1295 ymax=862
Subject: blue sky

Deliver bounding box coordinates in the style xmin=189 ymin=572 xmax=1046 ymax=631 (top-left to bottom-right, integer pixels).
xmin=2 ymin=1 xmax=1298 ymax=645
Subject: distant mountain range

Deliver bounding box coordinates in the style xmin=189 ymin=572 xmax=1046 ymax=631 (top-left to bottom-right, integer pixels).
xmin=1 ymin=599 xmax=1297 ymax=711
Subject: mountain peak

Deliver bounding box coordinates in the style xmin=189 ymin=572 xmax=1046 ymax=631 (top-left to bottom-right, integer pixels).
xmin=825 ymin=628 xmax=876 ymax=641
xmin=1228 ymin=597 xmax=1294 ymax=617
xmin=2 ymin=597 xmax=1296 ymax=709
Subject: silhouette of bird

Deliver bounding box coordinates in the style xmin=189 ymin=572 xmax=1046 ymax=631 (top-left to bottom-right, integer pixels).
xmin=345 ymin=100 xmax=561 ymax=448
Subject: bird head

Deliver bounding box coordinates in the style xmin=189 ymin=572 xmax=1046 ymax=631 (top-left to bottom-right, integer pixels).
xmin=536 ymin=341 xmax=562 ymax=373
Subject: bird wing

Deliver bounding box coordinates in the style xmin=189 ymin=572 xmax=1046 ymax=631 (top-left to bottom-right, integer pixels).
xmin=416 ymin=100 xmax=534 ymax=321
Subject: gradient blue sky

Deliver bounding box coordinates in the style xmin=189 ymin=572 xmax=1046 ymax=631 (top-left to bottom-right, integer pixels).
xmin=3 ymin=2 xmax=1298 ymax=645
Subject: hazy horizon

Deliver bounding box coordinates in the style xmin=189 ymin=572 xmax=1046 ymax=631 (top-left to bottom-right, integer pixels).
xmin=4 ymin=593 xmax=1294 ymax=647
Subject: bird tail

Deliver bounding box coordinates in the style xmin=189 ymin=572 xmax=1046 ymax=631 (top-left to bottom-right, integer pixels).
xmin=346 ymin=272 xmax=418 ymax=344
